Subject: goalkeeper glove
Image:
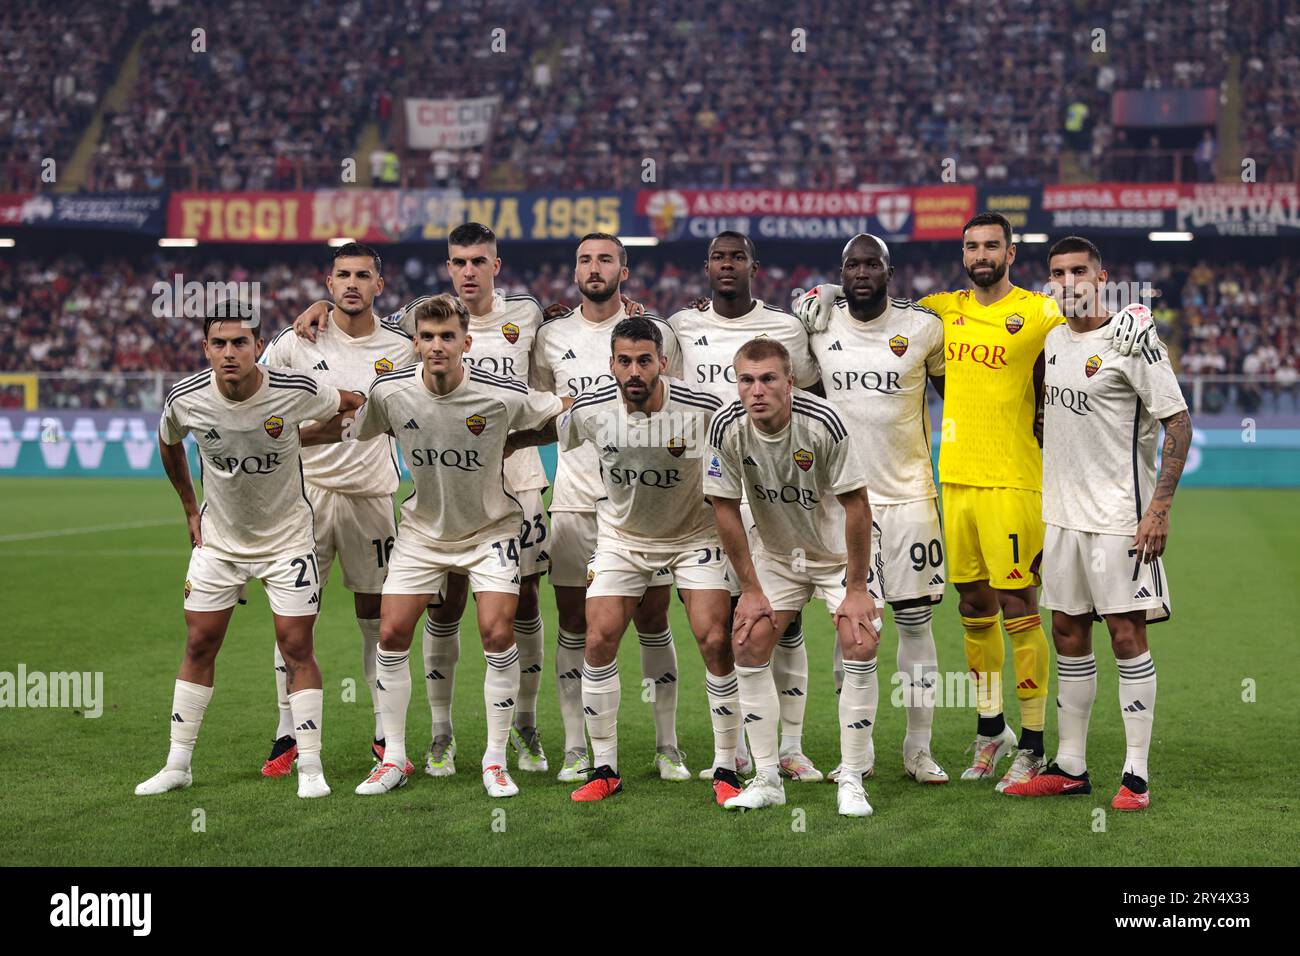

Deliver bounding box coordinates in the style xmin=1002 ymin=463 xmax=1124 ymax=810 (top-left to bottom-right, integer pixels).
xmin=1110 ymin=303 xmax=1161 ymax=356
xmin=791 ymin=283 xmax=843 ymax=333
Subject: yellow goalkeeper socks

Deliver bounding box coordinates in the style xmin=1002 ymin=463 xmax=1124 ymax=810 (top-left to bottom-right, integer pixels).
xmin=961 ymin=614 xmax=1003 ymax=718
xmin=1005 ymin=613 xmax=1049 ymax=732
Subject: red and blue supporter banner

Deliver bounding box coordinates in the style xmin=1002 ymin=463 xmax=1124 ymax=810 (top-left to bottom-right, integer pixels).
xmin=635 ymin=186 xmax=976 ymax=243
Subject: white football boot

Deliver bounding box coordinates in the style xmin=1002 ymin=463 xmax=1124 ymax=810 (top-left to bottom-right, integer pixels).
xmin=960 ymin=726 xmax=1018 ymax=781
xmin=355 ymin=762 xmax=409 ymax=795
xmin=654 ymin=746 xmax=691 ymax=781
xmin=297 ymin=765 xmax=331 ymax=799
xmin=836 ymin=774 xmax=874 ymax=817
xmin=134 ymin=767 xmax=192 ymax=796
xmin=723 ymin=769 xmax=786 ymax=811
xmin=425 ymin=735 xmax=456 ymax=778
xmin=482 ymin=764 xmax=520 ymax=798
xmin=557 ymin=748 xmax=590 ymax=782
xmin=779 ymin=750 xmax=824 ymax=782
xmin=904 ymin=748 xmax=950 ymax=784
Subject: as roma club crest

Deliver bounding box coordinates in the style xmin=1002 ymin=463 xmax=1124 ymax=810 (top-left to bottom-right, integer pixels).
xmin=889 ymin=334 xmax=909 ymax=357
xmin=667 ymin=436 xmax=686 ymax=458
xmin=374 ymin=357 xmax=394 ymax=374
xmin=1085 ymin=355 xmax=1102 ymax=378
xmin=263 ymin=415 xmax=284 ymax=438
xmin=184 ymin=579 xmax=192 ymax=599
xmin=465 ymin=414 xmax=487 ymax=436
xmin=793 ymin=448 xmax=814 ymax=472
xmin=585 ymin=568 xmax=596 ymax=586
xmin=501 ymin=322 xmax=520 ymax=344
xmin=1005 ymin=313 xmax=1024 ymax=335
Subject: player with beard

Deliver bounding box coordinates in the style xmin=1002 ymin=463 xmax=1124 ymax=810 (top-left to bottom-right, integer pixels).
xmin=292 ymin=224 xmax=551 ymax=780
xmin=532 ymin=234 xmax=691 ymax=784
xmin=669 ymin=231 xmax=820 ymax=782
xmin=809 ymin=234 xmax=949 ymax=786
xmin=258 ymin=243 xmax=413 ymax=777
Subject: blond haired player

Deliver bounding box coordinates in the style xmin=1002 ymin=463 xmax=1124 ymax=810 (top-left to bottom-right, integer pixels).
xmin=307 ymin=296 xmax=566 ymax=799
xmin=705 ymin=339 xmax=883 ymax=818
xmin=795 ymin=212 xmax=1154 ymax=792
xmin=293 ymin=223 xmax=550 ymax=779
xmin=1004 ymin=237 xmax=1189 ymax=811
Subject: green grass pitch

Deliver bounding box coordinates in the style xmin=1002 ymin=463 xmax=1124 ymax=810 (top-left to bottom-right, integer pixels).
xmin=1 ymin=478 xmax=1296 ymax=866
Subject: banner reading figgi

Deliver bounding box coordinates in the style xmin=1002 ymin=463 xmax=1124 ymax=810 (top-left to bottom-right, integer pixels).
xmin=167 ymin=191 xmax=634 ymax=243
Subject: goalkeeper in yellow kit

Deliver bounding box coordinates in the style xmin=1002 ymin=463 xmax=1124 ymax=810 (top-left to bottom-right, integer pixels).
xmin=794 ymin=211 xmax=1158 ymax=792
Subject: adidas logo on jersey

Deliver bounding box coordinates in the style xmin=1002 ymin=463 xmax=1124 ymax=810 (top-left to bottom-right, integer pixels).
xmin=694 ymin=335 xmax=708 ymax=345
xmin=655 ymin=567 xmax=671 ymax=576
xmin=403 ymin=419 xmax=419 ymax=429
xmin=929 ymin=573 xmax=945 ymax=585
xmin=561 ymin=349 xmax=577 ymax=360
xmin=1048 ymin=355 xmax=1057 ymax=365
xmin=602 ymin=444 xmax=619 ymax=454
xmin=202 ymin=427 xmax=221 ymax=441
xmin=952 ymin=316 xmax=966 ymax=326
xmin=827 ymin=340 xmax=843 ymax=351
xmin=308 ymin=592 xmax=319 ymax=604
xmin=1007 ymin=568 xmax=1025 ymax=580
xmin=1134 ymin=586 xmax=1152 ymax=598
xmin=312 ymin=360 xmax=329 ymax=371
xmin=742 ymin=455 xmax=758 ymax=466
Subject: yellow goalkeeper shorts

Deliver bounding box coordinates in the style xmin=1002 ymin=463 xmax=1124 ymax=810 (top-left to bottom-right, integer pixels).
xmin=941 ymin=483 xmax=1043 ymax=590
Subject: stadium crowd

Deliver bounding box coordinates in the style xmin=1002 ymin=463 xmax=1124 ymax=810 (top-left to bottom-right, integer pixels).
xmin=3 ymin=0 xmax=1286 ymax=191
xmin=2 ymin=250 xmax=1295 ymax=413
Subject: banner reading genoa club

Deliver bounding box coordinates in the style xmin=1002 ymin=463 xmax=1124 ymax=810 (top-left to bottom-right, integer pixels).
xmin=1041 ymin=182 xmax=1300 ymax=236
xmin=404 ymin=96 xmax=500 ymax=150
xmin=635 ymin=186 xmax=975 ymax=242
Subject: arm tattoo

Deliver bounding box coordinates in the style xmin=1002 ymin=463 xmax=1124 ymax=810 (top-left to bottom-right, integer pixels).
xmin=1153 ymin=410 xmax=1192 ymax=503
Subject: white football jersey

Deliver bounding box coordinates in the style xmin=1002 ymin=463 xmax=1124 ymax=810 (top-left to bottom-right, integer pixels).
xmin=532 ymin=306 xmax=681 ymax=512
xmin=812 ymin=298 xmax=945 ymax=504
xmin=357 ymin=362 xmax=563 ymax=548
xmin=705 ymin=389 xmax=868 ymax=568
xmin=259 ymin=316 xmax=412 ymax=497
xmin=159 ymin=367 xmax=342 ymax=562
xmin=1042 ymin=321 xmax=1188 ymax=535
xmin=558 ymin=376 xmax=723 ymax=554
xmin=667 ymin=299 xmax=820 ymax=404
xmin=391 ymin=290 xmax=548 ymax=492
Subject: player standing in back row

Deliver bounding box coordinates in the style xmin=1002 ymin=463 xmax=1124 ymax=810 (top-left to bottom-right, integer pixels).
xmin=1005 ymin=237 xmax=1189 ymax=811
xmin=532 ymin=233 xmax=689 ymax=783
xmin=808 ymin=234 xmax=949 ymax=785
xmin=669 ymin=231 xmax=820 ymax=781
xmin=260 ymin=242 xmax=412 ymax=777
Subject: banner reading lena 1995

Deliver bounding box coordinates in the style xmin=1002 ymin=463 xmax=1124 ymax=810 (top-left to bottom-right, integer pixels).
xmin=167 ymin=190 xmax=634 ymax=243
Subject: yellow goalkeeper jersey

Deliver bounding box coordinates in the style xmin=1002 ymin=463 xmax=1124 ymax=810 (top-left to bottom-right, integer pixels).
xmin=919 ymin=285 xmax=1063 ymax=491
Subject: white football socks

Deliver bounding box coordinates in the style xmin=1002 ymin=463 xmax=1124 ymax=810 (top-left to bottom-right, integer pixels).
xmin=1055 ymin=652 xmax=1097 ymax=776
xmin=288 ymin=687 xmax=323 ymax=772
xmin=167 ymin=679 xmax=213 ymax=771
xmin=482 ymin=645 xmax=520 ymax=769
xmin=423 ymin=617 xmax=459 ymax=740
xmin=638 ymin=627 xmax=679 ymax=749
xmin=894 ymin=606 xmax=939 ymax=755
xmin=704 ymin=668 xmax=741 ymax=772
xmin=513 ymin=615 xmax=545 ymax=729
xmin=357 ymin=616 xmax=382 ymax=739
xmin=272 ymin=644 xmax=293 ymax=739
xmin=556 ymin=627 xmax=588 ymax=752
xmin=736 ymin=662 xmax=780 ymax=775
xmin=773 ymin=624 xmax=808 ymax=754
xmin=1117 ymin=651 xmax=1157 ymax=782
xmin=581 ymin=659 xmax=620 ymax=772
xmin=839 ymin=657 xmax=878 ymax=775
xmin=375 ymin=649 xmax=411 ymax=769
